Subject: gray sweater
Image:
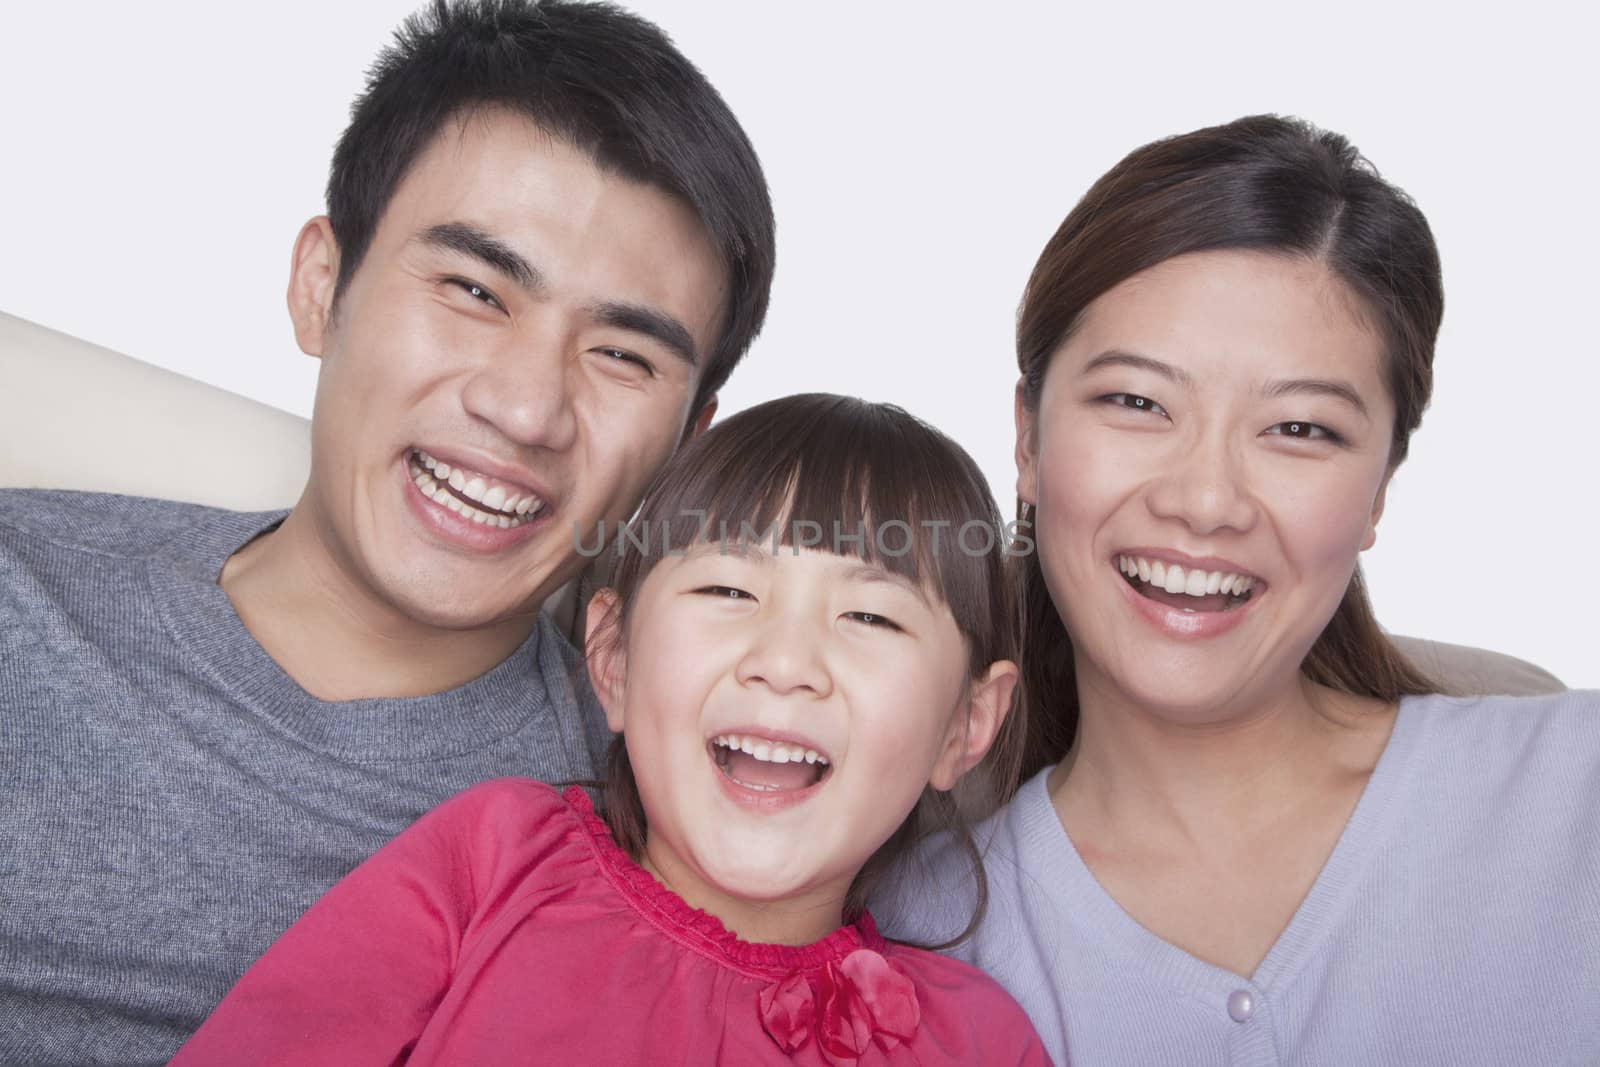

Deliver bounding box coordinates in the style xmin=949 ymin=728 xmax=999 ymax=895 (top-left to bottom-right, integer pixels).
xmin=0 ymin=490 xmax=610 ymax=1065
xmin=875 ymin=691 xmax=1600 ymax=1066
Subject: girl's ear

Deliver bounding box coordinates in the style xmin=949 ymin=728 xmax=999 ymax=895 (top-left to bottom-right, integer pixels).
xmin=929 ymin=660 xmax=1020 ymax=791
xmin=584 ymin=589 xmax=628 ymax=734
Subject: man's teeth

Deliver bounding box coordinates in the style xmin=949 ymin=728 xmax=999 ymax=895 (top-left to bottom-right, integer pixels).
xmin=1118 ymin=555 xmax=1255 ymax=597
xmin=712 ymin=734 xmax=829 ymax=766
xmin=409 ymin=450 xmax=543 ymax=528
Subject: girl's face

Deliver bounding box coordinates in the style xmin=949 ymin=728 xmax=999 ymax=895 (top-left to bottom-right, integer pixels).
xmin=588 ymin=543 xmax=1013 ymax=944
xmin=1019 ymin=250 xmax=1396 ymax=723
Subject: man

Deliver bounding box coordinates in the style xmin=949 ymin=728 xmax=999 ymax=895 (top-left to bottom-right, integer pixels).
xmin=0 ymin=1 xmax=773 ymax=1061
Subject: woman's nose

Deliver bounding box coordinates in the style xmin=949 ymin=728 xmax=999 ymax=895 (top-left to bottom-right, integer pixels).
xmin=1144 ymin=432 xmax=1258 ymax=537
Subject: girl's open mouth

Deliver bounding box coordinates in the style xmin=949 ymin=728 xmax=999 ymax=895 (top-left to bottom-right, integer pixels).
xmin=1117 ymin=554 xmax=1261 ymax=613
xmin=710 ymin=734 xmax=832 ymax=793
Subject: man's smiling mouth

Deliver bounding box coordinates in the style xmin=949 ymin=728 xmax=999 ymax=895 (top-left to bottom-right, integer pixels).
xmin=407 ymin=449 xmax=546 ymax=529
xmin=1117 ymin=554 xmax=1260 ymax=613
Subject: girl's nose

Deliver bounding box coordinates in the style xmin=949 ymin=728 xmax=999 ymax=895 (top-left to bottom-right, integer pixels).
xmin=734 ymin=615 xmax=833 ymax=699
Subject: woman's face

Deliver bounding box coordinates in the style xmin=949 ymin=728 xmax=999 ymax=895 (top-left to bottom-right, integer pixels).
xmin=1019 ymin=250 xmax=1396 ymax=723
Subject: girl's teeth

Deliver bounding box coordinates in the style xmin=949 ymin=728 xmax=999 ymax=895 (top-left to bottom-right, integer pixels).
xmin=711 ymin=735 xmax=829 ymax=766
xmin=1118 ymin=555 xmax=1257 ymax=599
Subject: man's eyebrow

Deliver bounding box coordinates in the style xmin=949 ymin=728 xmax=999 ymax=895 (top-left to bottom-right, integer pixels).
xmin=590 ymin=301 xmax=700 ymax=368
xmin=416 ymin=222 xmax=540 ymax=290
xmin=1080 ymin=350 xmax=1195 ymax=388
xmin=1262 ymin=378 xmax=1370 ymax=419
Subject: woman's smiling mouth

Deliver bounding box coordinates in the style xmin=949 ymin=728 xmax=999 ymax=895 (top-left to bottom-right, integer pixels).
xmin=1117 ymin=554 xmax=1262 ymax=613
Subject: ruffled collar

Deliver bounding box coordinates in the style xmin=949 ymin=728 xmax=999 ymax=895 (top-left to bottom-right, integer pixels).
xmin=565 ymin=787 xmax=887 ymax=978
xmin=567 ymin=788 xmax=923 ymax=1062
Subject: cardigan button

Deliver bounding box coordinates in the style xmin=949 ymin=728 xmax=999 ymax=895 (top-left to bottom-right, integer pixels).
xmin=1226 ymin=989 xmax=1256 ymax=1023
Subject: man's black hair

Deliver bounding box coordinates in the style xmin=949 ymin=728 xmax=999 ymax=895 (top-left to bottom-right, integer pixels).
xmin=328 ymin=0 xmax=774 ymax=413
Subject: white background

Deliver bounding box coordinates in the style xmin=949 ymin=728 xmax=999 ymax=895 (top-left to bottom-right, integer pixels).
xmin=2 ymin=2 xmax=1595 ymax=685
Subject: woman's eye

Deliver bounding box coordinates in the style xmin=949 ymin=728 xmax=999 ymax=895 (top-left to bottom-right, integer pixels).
xmin=599 ymin=348 xmax=656 ymax=378
xmin=1265 ymin=421 xmax=1341 ymax=443
xmin=1103 ymin=392 xmax=1168 ymax=417
xmin=844 ymin=611 xmax=902 ymax=632
xmin=694 ymin=585 xmax=753 ymax=601
xmin=446 ymin=278 xmax=504 ymax=311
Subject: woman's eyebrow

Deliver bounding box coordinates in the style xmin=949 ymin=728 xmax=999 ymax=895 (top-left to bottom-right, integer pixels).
xmin=1080 ymin=350 xmax=1194 ymax=387
xmin=1261 ymin=378 xmax=1370 ymax=419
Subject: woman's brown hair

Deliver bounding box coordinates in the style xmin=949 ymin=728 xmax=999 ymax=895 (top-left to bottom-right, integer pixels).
xmin=589 ymin=393 xmax=1024 ymax=942
xmin=1015 ymin=114 xmax=1441 ymax=781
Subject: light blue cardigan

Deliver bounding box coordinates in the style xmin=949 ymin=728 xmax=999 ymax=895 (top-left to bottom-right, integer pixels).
xmin=875 ymin=691 xmax=1600 ymax=1066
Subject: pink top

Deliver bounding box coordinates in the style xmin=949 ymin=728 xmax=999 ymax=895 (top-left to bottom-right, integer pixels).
xmin=173 ymin=779 xmax=1053 ymax=1065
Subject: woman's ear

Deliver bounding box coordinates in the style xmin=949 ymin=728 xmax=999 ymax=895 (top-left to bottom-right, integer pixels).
xmin=1361 ymin=470 xmax=1393 ymax=552
xmin=929 ymin=660 xmax=1020 ymax=791
xmin=1014 ymin=380 xmax=1040 ymax=507
xmin=584 ymin=589 xmax=628 ymax=734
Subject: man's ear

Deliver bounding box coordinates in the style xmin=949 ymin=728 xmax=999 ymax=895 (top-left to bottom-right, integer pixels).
xmin=287 ymin=216 xmax=341 ymax=359
xmin=1361 ymin=470 xmax=1393 ymax=552
xmin=584 ymin=588 xmax=628 ymax=733
xmin=929 ymin=660 xmax=1020 ymax=791
xmin=683 ymin=395 xmax=718 ymax=443
xmin=1014 ymin=380 xmax=1039 ymax=507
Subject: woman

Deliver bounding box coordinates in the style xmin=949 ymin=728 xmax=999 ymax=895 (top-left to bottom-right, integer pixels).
xmin=878 ymin=115 xmax=1599 ymax=1065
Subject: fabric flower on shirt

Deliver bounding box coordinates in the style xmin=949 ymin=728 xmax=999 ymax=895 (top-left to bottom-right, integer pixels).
xmin=759 ymin=949 xmax=921 ymax=1064
xmin=758 ymin=971 xmax=817 ymax=1053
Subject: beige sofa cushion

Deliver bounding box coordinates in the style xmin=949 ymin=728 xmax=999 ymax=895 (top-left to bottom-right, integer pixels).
xmin=0 ymin=310 xmax=1565 ymax=696
xmin=0 ymin=310 xmax=310 ymax=510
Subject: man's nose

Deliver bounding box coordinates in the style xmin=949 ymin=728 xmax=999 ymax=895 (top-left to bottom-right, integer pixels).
xmin=459 ymin=324 xmax=580 ymax=453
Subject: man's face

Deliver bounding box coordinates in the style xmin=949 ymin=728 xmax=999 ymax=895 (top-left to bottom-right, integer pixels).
xmin=290 ymin=108 xmax=727 ymax=631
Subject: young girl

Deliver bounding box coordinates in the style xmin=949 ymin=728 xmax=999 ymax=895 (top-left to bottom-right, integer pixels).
xmin=173 ymin=394 xmax=1054 ymax=1066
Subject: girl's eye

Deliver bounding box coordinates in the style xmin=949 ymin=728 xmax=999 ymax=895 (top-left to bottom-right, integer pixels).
xmin=694 ymin=585 xmax=753 ymax=601
xmin=599 ymin=347 xmax=656 ymax=378
xmin=1264 ymin=421 xmax=1342 ymax=444
xmin=446 ymin=278 xmax=504 ymax=311
xmin=1103 ymin=392 xmax=1168 ymax=417
xmin=844 ymin=611 xmax=902 ymax=632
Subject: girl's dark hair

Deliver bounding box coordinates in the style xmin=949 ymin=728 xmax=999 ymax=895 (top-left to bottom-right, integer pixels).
xmin=328 ymin=0 xmax=774 ymax=418
xmin=591 ymin=393 xmax=1023 ymax=943
xmin=1015 ymin=114 xmax=1441 ymax=780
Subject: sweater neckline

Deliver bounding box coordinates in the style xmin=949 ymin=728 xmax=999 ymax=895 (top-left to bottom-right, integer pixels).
xmin=1018 ymin=695 xmax=1430 ymax=1004
xmin=566 ymin=787 xmax=886 ymax=979
xmin=147 ymin=506 xmax=582 ymax=762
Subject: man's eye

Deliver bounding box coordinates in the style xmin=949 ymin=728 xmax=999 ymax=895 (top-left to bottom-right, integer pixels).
xmin=447 ymin=278 xmax=503 ymax=311
xmin=1103 ymin=393 xmax=1168 ymax=417
xmin=695 ymin=585 xmax=753 ymax=601
xmin=844 ymin=611 xmax=902 ymax=632
xmin=599 ymin=348 xmax=656 ymax=378
xmin=1264 ymin=421 xmax=1341 ymax=444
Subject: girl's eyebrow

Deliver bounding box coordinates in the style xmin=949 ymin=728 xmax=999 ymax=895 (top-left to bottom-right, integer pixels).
xmin=837 ymin=562 xmax=930 ymax=607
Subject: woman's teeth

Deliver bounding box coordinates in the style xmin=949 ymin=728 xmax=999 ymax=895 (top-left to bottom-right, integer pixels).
xmin=711 ymin=734 xmax=828 ymax=766
xmin=409 ymin=450 xmax=543 ymax=528
xmin=1119 ymin=555 xmax=1256 ymax=598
